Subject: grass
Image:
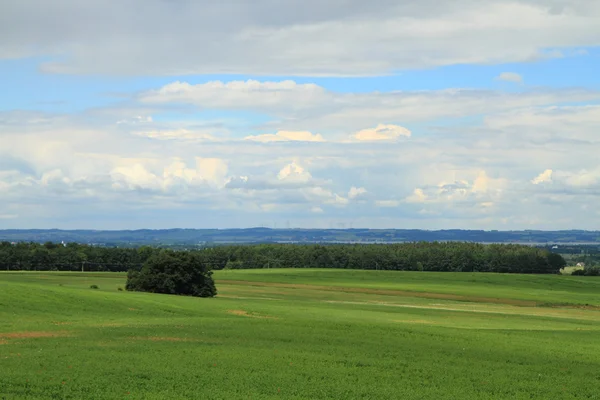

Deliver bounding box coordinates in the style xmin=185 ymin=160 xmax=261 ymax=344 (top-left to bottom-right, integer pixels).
xmin=0 ymin=269 xmax=599 ymax=399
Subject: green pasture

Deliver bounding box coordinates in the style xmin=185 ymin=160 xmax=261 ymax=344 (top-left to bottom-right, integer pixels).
xmin=1 ymin=270 xmax=600 ymax=399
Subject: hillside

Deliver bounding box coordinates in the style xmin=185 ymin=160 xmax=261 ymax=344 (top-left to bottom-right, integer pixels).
xmin=1 ymin=270 xmax=600 ymax=399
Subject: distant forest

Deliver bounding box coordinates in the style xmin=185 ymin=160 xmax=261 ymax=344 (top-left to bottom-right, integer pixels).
xmin=1 ymin=228 xmax=599 ymax=247
xmin=0 ymin=242 xmax=565 ymax=274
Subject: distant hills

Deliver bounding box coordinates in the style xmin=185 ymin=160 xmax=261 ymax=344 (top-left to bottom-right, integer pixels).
xmin=1 ymin=229 xmax=599 ymax=247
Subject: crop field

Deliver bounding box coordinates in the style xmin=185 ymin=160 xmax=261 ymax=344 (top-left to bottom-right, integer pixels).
xmin=1 ymin=269 xmax=600 ymax=399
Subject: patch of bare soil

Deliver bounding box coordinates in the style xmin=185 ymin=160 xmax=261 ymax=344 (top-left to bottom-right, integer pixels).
xmin=396 ymin=319 xmax=436 ymax=324
xmin=540 ymin=303 xmax=600 ymax=311
xmin=133 ymin=336 xmax=192 ymax=342
xmin=221 ymin=280 xmax=538 ymax=307
xmin=227 ymin=309 xmax=277 ymax=319
xmin=128 ymin=336 xmax=218 ymax=343
xmin=96 ymin=322 xmax=129 ymax=327
xmin=0 ymin=331 xmax=72 ymax=340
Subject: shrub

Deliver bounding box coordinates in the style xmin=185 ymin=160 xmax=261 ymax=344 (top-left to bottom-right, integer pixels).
xmin=571 ymin=267 xmax=600 ymax=276
xmin=584 ymin=267 xmax=600 ymax=276
xmin=117 ymin=287 xmax=123 ymax=291
xmin=126 ymin=250 xmax=216 ymax=297
xmin=90 ymin=284 xmax=99 ymax=289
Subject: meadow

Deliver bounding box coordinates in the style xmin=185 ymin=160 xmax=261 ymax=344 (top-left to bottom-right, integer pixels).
xmin=1 ymin=269 xmax=600 ymax=399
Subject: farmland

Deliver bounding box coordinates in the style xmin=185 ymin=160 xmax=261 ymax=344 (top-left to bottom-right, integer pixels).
xmin=1 ymin=269 xmax=600 ymax=399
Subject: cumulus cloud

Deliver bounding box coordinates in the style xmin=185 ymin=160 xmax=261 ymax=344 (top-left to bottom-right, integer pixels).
xmin=110 ymin=157 xmax=229 ymax=192
xmin=532 ymin=169 xmax=553 ymax=184
xmin=111 ymin=163 xmax=162 ymax=191
xmin=348 ymin=186 xmax=368 ymax=200
xmin=495 ymin=72 xmax=524 ymax=84
xmin=558 ymin=167 xmax=600 ymax=188
xmin=223 ymin=161 xmax=352 ymax=212
xmin=405 ymin=188 xmax=427 ymax=203
xmin=196 ymin=158 xmax=229 ymax=187
xmin=277 ymin=162 xmax=312 ymax=183
xmin=353 ymin=124 xmax=412 ymax=141
xmin=245 ymin=130 xmax=325 ymax=143
xmin=406 ymin=171 xmax=506 ymax=205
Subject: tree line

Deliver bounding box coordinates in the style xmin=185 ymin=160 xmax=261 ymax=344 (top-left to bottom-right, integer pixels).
xmin=0 ymin=241 xmax=565 ymax=274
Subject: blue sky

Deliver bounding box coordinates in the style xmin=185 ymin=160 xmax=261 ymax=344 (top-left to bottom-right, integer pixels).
xmin=1 ymin=0 xmax=600 ymax=229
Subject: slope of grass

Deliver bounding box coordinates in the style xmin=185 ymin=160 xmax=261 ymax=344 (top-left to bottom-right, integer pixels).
xmin=1 ymin=270 xmax=600 ymax=399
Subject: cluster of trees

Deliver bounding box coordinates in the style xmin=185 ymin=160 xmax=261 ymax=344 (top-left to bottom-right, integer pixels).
xmin=206 ymin=243 xmax=565 ymax=274
xmin=127 ymin=251 xmax=216 ymax=297
xmin=1 ymin=241 xmax=565 ymax=274
xmin=0 ymin=241 xmax=151 ymax=271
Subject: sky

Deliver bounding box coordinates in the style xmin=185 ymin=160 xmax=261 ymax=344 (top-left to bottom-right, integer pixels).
xmin=1 ymin=0 xmax=600 ymax=230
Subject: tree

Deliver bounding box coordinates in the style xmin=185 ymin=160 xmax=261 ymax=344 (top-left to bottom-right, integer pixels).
xmin=126 ymin=250 xmax=216 ymax=297
xmin=547 ymin=252 xmax=567 ymax=273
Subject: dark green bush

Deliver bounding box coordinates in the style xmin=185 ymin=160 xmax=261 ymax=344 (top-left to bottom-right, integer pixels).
xmin=571 ymin=267 xmax=600 ymax=276
xmin=90 ymin=284 xmax=99 ymax=289
xmin=126 ymin=250 xmax=216 ymax=297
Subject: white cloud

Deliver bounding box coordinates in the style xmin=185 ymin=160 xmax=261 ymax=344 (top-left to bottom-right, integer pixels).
xmin=140 ymin=81 xmax=600 ymax=133
xmin=3 ymin=1 xmax=600 ymax=76
xmin=407 ymin=171 xmax=506 ymax=205
xmin=196 ymin=158 xmax=229 ymax=187
xmin=117 ymin=115 xmax=153 ymax=125
xmin=495 ymin=72 xmax=523 ymax=84
xmin=246 ymin=130 xmax=325 ymax=143
xmin=40 ymin=169 xmax=71 ymax=186
xmin=111 ymin=163 xmax=162 ymax=191
xmin=348 ymin=186 xmax=368 ymax=199
xmin=484 ymin=105 xmax=600 ymax=143
xmin=532 ymin=169 xmax=553 ymax=184
xmin=163 ymin=160 xmax=198 ymax=186
xmin=277 ymin=162 xmax=312 ymax=183
xmin=133 ymin=129 xmax=217 ymax=141
xmin=311 ymin=206 xmax=324 ymax=213
xmin=405 ymin=188 xmax=428 ymax=203
xmin=559 ymin=168 xmax=600 ymax=188
xmin=109 ymin=157 xmax=229 ymax=192
xmin=140 ymin=80 xmax=327 ymax=111
xmin=353 ymin=124 xmax=412 ymax=141
xmin=329 ymin=194 xmax=350 ymax=206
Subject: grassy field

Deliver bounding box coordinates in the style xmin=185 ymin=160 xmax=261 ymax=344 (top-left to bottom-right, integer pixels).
xmin=1 ymin=270 xmax=600 ymax=399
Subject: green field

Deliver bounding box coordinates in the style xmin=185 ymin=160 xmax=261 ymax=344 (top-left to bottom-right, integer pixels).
xmin=1 ymin=270 xmax=600 ymax=399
